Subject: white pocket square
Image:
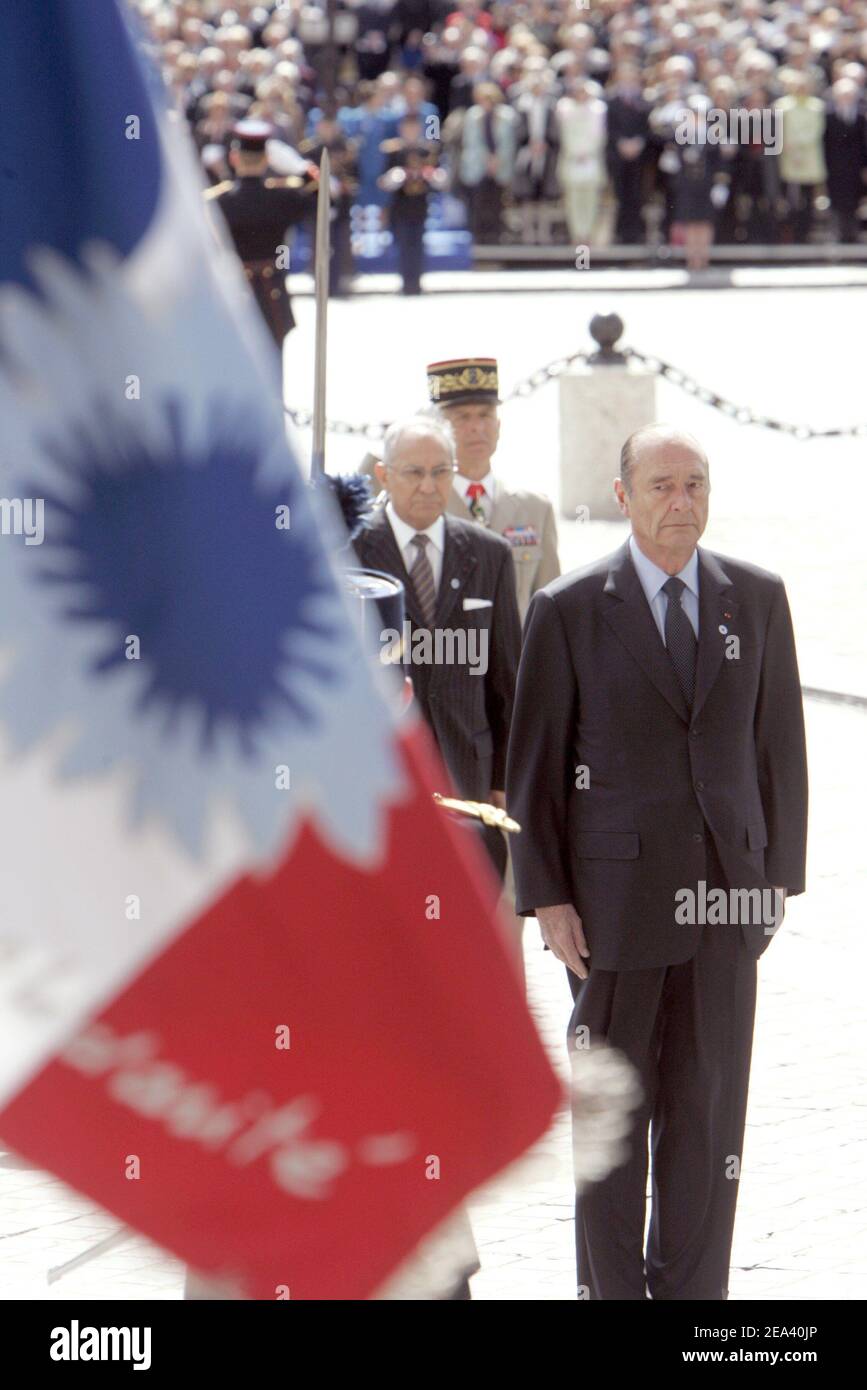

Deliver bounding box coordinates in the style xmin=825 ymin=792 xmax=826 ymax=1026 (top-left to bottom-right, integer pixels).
xmin=463 ymin=597 xmax=493 ymax=611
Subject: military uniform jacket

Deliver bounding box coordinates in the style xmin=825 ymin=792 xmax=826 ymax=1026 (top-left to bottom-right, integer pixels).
xmin=206 ymin=174 xmax=314 ymax=340
xmin=446 ymin=480 xmax=560 ymax=622
xmin=352 ymin=509 xmax=521 ymax=801
xmin=207 ymin=174 xmax=312 ymax=257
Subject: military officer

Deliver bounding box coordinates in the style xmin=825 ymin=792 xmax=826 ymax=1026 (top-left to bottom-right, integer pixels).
xmin=432 ymin=358 xmax=563 ymax=980
xmin=204 ymin=120 xmax=317 ymax=347
xmin=426 ymin=357 xmax=561 ymax=622
xmin=360 ymin=357 xmax=560 ymax=622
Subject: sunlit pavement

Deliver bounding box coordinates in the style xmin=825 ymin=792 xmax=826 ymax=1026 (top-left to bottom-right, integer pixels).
xmin=1 ymin=270 xmax=864 ymax=1301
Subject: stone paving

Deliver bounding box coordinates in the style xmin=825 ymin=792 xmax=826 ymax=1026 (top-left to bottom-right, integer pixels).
xmin=0 ymin=272 xmax=864 ymax=1301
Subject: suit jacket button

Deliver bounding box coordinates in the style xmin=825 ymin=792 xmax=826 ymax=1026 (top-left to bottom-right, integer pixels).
xmin=690 ymin=728 xmax=701 ymax=738
xmin=693 ymin=832 xmax=704 ymax=843
xmin=695 ymin=779 xmax=705 ymax=791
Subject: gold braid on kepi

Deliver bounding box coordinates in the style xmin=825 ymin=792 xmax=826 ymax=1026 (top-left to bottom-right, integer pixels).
xmin=426 ymin=358 xmax=499 ymax=407
xmin=433 ymin=793 xmax=520 ymax=834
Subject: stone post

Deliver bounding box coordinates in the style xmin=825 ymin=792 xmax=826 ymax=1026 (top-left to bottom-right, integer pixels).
xmin=559 ymin=314 xmax=657 ymax=522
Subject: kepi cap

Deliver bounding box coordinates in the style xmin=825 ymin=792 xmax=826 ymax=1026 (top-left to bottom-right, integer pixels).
xmin=427 ymin=357 xmax=499 ymax=407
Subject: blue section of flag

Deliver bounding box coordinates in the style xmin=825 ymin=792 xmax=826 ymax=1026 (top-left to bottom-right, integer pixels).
xmin=0 ymin=0 xmax=404 ymax=864
xmin=0 ymin=0 xmax=162 ymax=291
xmin=29 ymin=397 xmax=338 ymax=754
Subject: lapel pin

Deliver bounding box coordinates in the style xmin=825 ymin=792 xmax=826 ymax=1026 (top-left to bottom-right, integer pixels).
xmin=723 ymin=610 xmax=732 ymax=619
xmin=450 ymin=577 xmax=460 ymax=589
xmin=719 ymin=624 xmax=728 ymax=635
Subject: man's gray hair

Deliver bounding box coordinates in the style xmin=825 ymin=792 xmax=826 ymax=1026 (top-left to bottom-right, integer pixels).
xmin=619 ymin=423 xmax=708 ymax=493
xmin=382 ymin=413 xmax=456 ymax=469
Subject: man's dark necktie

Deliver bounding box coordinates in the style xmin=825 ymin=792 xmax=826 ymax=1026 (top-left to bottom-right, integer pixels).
xmin=410 ymin=533 xmax=437 ymax=627
xmin=663 ymin=576 xmax=697 ymax=707
xmin=483 ymin=110 xmax=496 ymax=153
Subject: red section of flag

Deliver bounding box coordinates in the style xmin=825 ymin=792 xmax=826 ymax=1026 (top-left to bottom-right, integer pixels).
xmin=0 ymin=721 xmax=560 ymax=1299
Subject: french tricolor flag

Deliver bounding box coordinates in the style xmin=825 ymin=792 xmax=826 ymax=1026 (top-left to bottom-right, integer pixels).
xmin=0 ymin=0 xmax=559 ymax=1298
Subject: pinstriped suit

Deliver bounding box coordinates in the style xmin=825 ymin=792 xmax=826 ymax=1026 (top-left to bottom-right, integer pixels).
xmin=353 ymin=507 xmax=521 ymax=874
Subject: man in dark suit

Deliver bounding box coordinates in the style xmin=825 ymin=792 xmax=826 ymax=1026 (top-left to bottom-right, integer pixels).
xmin=353 ymin=415 xmax=521 ymax=880
xmin=507 ymin=424 xmax=808 ymax=1300
xmin=823 ymin=77 xmax=867 ymax=242
xmin=606 ymin=64 xmax=651 ymax=244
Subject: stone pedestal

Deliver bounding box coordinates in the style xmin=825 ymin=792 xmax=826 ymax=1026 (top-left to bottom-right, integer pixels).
xmin=559 ymin=364 xmax=657 ymax=521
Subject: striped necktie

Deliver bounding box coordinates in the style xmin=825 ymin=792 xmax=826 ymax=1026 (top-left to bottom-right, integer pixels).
xmin=663 ymin=576 xmax=697 ymax=707
xmin=410 ymin=533 xmax=437 ymax=627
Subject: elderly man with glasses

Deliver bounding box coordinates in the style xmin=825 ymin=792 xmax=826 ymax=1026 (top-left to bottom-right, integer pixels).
xmin=352 ymin=414 xmax=521 ymax=882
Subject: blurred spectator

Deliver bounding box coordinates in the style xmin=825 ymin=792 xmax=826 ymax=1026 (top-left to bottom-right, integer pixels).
xmin=736 ymin=82 xmax=785 ymax=244
xmin=196 ymin=90 xmax=243 ymax=182
xmin=556 ymin=77 xmax=607 ymax=245
xmin=390 ymin=73 xmax=441 ymax=135
xmin=707 ymin=75 xmax=742 ymax=244
xmin=420 ymin=25 xmax=465 ymax=115
xmin=512 ymin=60 xmax=560 ymax=243
xmin=447 ymin=0 xmax=494 ymax=35
xmin=823 ymin=77 xmax=867 ymax=241
xmin=448 ymin=43 xmax=489 ymax=113
xmin=135 ymin=0 xmax=867 ymax=258
xmin=607 ymin=63 xmax=650 ymax=245
xmin=379 ymin=113 xmax=448 ymax=292
xmin=249 ymin=75 xmax=305 ymax=146
xmin=355 ymin=0 xmax=395 ymax=82
xmin=667 ymin=95 xmax=728 ymax=271
xmin=776 ymin=72 xmax=827 ymax=241
xmin=460 ymin=81 xmax=519 ymax=242
xmin=343 ymin=78 xmax=396 ymax=209
xmin=300 ymin=112 xmax=359 ymax=296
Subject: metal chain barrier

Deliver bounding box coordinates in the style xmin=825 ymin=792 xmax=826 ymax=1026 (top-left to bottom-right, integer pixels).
xmin=500 ymin=348 xmax=591 ymax=400
xmin=624 ymin=348 xmax=867 ymax=440
xmin=284 ymin=343 xmax=867 ymax=441
xmin=283 ymin=405 xmax=392 ymax=440
xmin=285 ymin=338 xmax=865 ymax=707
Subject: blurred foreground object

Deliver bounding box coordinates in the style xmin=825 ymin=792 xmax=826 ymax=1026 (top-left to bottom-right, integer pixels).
xmin=0 ymin=0 xmax=561 ymax=1301
xmin=433 ymin=793 xmax=521 ymax=834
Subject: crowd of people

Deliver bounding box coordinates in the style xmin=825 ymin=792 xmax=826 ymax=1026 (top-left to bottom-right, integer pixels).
xmin=138 ymin=0 xmax=867 ymax=262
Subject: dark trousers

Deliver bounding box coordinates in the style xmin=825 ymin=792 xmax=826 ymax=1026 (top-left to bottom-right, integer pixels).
xmin=784 ymin=182 xmax=817 ymax=243
xmin=468 ymin=178 xmax=503 ymax=243
xmin=833 ymin=200 xmax=861 ymax=241
xmin=566 ymin=838 xmax=757 ymax=1300
xmin=393 ymin=215 xmax=425 ymax=294
xmin=329 ymin=210 xmax=354 ymax=296
xmin=612 ymin=159 xmax=644 ymax=243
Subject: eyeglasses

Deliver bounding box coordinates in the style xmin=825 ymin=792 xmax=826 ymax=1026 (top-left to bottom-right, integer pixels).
xmin=390 ymin=465 xmax=456 ymax=483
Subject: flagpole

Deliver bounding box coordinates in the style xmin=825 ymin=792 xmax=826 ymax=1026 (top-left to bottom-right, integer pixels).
xmin=311 ymin=147 xmax=331 ymax=478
